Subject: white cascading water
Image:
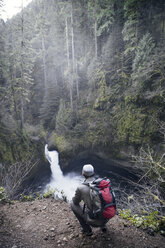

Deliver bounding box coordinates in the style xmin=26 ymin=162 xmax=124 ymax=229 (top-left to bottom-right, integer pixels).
xmin=44 ymin=145 xmax=82 ymax=201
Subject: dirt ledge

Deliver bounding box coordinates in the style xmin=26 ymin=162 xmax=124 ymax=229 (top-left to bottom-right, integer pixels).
xmin=0 ymin=198 xmax=164 ymax=248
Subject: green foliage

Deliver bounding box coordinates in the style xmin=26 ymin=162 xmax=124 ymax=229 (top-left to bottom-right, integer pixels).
xmin=119 ymin=209 xmax=165 ymax=235
xmin=43 ymin=187 xmax=67 ymax=202
xmin=0 ymin=0 xmax=165 ymax=165
xmin=132 ymin=33 xmax=156 ymax=88
xmin=43 ymin=188 xmax=55 ymax=198
xmin=93 ymin=69 xmax=110 ymax=110
xmin=0 ymin=187 xmax=9 ymax=204
xmin=116 ymin=106 xmax=147 ymax=144
xmin=124 ymin=0 xmax=140 ymax=19
xmin=122 ymin=18 xmax=137 ymax=55
xmin=49 ymin=133 xmax=71 ymax=153
xmin=119 ymin=209 xmax=132 ymax=219
xmin=24 ymin=123 xmax=46 ymax=139
xmin=88 ymin=0 xmax=114 ymax=36
xmin=122 ymin=0 xmax=139 ymax=58
xmin=19 ymin=190 xmax=56 ymax=201
xmin=56 ymin=100 xmax=76 ymax=133
xmin=85 ymin=110 xmax=111 ymax=148
xmin=96 ymin=0 xmax=115 ymax=36
xmin=19 ymin=193 xmax=34 ymax=202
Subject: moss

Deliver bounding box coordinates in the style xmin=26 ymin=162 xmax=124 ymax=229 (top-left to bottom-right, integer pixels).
xmin=116 ymin=108 xmax=147 ymax=144
xmin=49 ymin=133 xmax=70 ymax=152
xmin=114 ymin=96 xmax=160 ymax=145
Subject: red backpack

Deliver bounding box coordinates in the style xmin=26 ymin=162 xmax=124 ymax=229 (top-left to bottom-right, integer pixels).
xmin=86 ymin=177 xmax=116 ymax=219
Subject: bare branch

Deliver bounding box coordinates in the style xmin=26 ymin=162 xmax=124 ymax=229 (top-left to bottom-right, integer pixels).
xmin=0 ymin=156 xmax=39 ymax=199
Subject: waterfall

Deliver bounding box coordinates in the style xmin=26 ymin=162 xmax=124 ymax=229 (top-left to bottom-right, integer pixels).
xmin=44 ymin=145 xmax=82 ymax=201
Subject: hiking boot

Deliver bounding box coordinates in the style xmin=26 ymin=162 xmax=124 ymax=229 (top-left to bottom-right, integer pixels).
xmin=81 ymin=228 xmax=93 ymax=236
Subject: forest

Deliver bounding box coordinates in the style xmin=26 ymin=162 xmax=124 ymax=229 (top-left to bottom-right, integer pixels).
xmin=0 ymin=0 xmax=164 ymax=198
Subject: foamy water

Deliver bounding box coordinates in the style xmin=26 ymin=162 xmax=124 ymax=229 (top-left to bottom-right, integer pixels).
xmin=44 ymin=145 xmax=82 ymax=201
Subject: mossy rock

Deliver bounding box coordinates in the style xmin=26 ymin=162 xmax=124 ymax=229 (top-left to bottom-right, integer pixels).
xmin=48 ymin=133 xmax=71 ymax=152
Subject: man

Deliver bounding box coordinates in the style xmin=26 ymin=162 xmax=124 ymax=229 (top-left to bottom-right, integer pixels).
xmin=70 ymin=164 xmax=109 ymax=236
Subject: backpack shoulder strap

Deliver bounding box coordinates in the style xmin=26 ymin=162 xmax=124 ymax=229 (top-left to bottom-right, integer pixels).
xmin=82 ymin=177 xmax=97 ymax=187
xmin=82 ymin=182 xmax=90 ymax=187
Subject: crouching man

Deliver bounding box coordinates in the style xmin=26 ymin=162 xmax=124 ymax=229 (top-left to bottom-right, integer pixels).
xmin=70 ymin=164 xmax=115 ymax=236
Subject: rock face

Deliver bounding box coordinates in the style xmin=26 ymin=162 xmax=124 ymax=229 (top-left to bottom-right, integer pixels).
xmin=22 ymin=159 xmax=51 ymax=194
xmin=18 ymin=139 xmax=51 ymax=197
xmin=46 ymin=130 xmax=137 ymax=171
xmin=47 ymin=133 xmax=140 ymax=184
xmin=62 ymin=150 xmax=139 ymax=182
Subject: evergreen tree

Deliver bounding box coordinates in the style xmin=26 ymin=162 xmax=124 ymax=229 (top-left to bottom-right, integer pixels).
xmin=0 ymin=0 xmax=164 ymax=163
xmin=5 ymin=4 xmax=36 ymax=128
xmin=132 ymin=32 xmax=155 ymax=88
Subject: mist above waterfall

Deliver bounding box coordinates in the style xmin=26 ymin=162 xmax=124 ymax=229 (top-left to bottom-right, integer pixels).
xmin=44 ymin=145 xmax=82 ymax=201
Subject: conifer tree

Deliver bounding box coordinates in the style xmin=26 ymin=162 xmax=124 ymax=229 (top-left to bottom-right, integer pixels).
xmin=5 ymin=1 xmax=35 ymax=129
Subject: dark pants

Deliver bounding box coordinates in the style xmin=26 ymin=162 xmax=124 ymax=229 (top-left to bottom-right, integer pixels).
xmin=70 ymin=201 xmax=92 ymax=232
xmin=70 ymin=201 xmax=108 ymax=232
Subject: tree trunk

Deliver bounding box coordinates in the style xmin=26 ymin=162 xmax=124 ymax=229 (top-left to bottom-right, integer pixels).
xmin=71 ymin=1 xmax=75 ymax=72
xmin=94 ymin=20 xmax=98 ymax=59
xmin=11 ymin=64 xmax=19 ymax=123
xmin=65 ymin=17 xmax=70 ymax=68
xmin=65 ymin=13 xmax=73 ymax=112
xmin=69 ymin=84 xmax=73 ymax=111
xmin=20 ymin=0 xmax=24 ymax=129
xmin=94 ymin=1 xmax=98 ymax=59
xmin=75 ymin=61 xmax=79 ymax=100
xmin=42 ymin=35 xmax=47 ymax=90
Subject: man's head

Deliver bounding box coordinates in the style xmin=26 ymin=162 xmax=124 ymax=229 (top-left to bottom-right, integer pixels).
xmin=82 ymin=164 xmax=94 ymax=177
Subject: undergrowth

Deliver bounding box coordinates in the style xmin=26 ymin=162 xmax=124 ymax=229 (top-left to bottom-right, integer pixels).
xmin=0 ymin=187 xmax=13 ymax=204
xmin=19 ymin=187 xmax=67 ymax=202
xmin=119 ymin=209 xmax=165 ymax=236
